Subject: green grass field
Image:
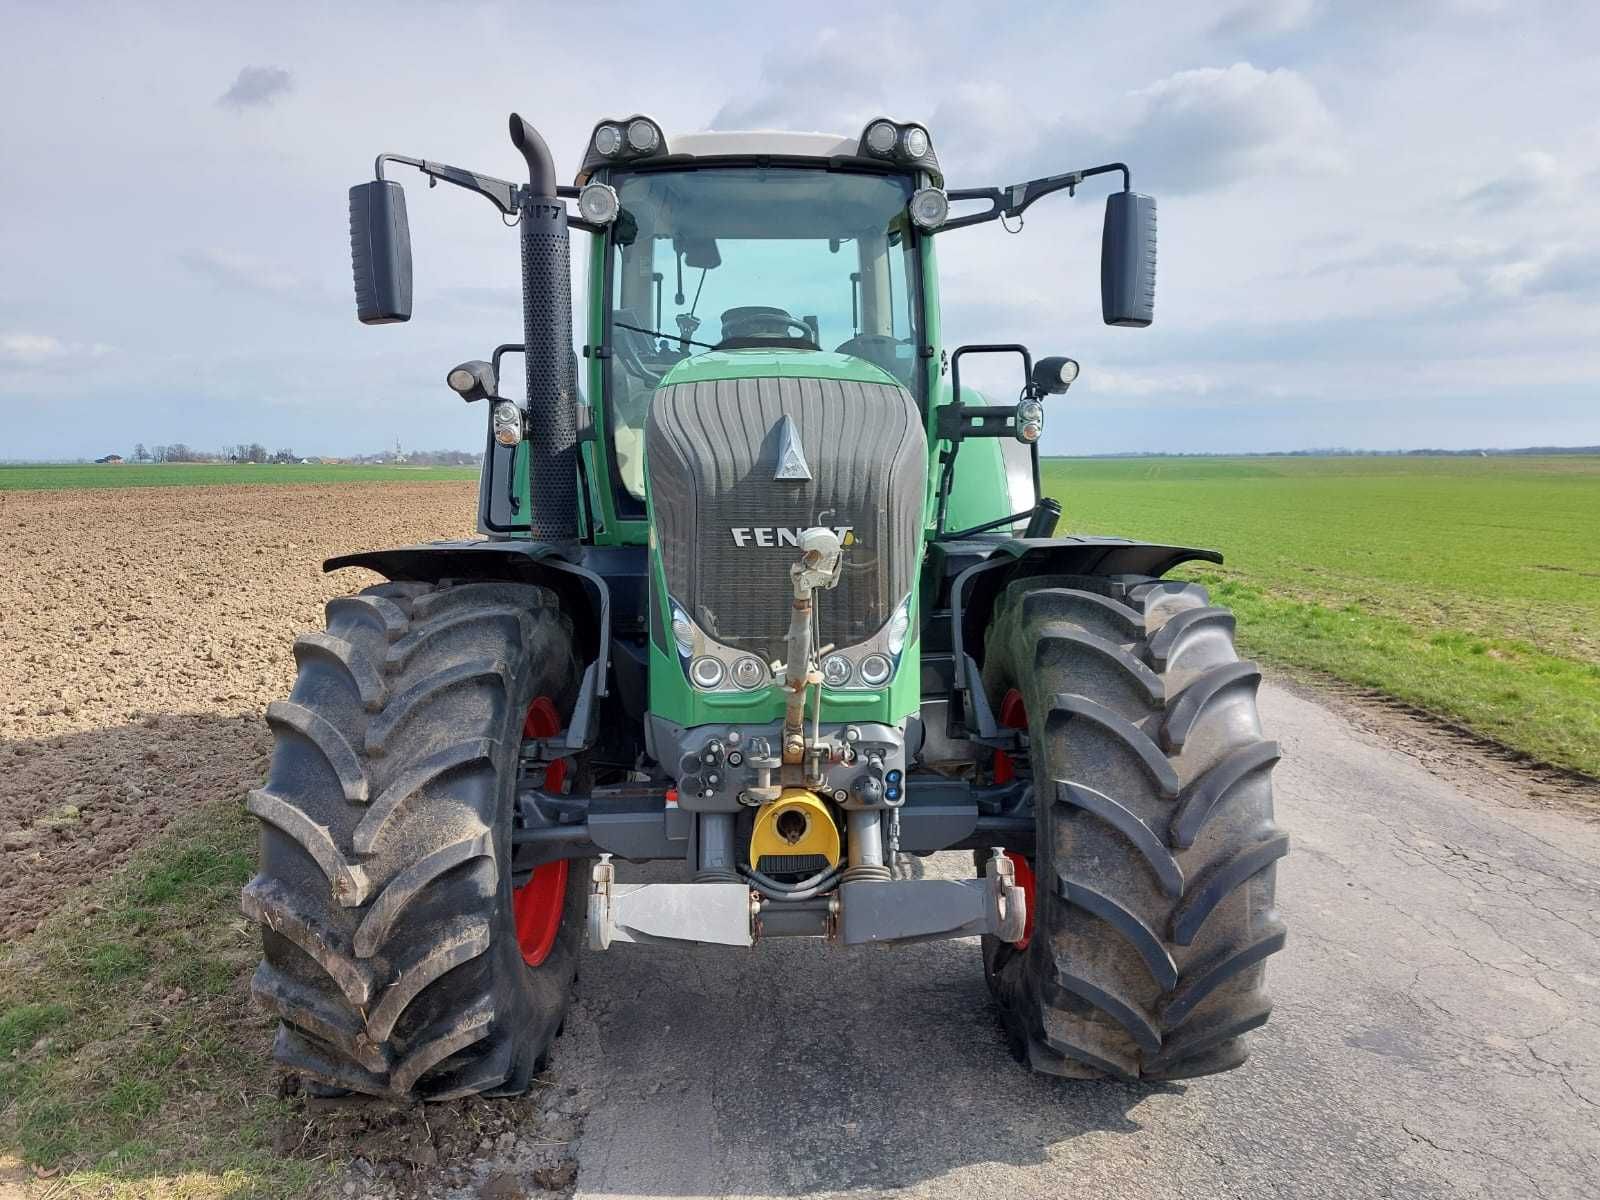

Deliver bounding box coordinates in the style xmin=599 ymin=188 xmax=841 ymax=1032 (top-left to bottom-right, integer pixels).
xmin=0 ymin=800 xmax=324 ymax=1196
xmin=0 ymin=462 xmax=479 ymax=490
xmin=1042 ymin=455 xmax=1600 ymax=777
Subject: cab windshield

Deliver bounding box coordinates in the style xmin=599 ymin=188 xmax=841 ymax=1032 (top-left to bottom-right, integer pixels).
xmin=604 ymin=166 xmax=921 ymax=502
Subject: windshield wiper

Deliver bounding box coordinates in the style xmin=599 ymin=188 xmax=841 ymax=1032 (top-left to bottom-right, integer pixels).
xmin=614 ymin=320 xmax=717 ymax=350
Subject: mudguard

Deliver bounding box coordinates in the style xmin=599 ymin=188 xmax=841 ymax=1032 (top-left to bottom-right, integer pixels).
xmin=324 ymin=540 xmax=614 ymax=753
xmin=943 ymin=535 xmax=1222 ymax=742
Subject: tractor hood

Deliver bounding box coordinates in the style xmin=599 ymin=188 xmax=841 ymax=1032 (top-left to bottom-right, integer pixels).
xmin=644 ymin=353 xmax=926 ymax=675
xmin=658 ymin=349 xmax=900 ymax=390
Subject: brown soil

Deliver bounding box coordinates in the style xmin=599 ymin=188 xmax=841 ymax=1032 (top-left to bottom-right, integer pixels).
xmin=0 ymin=482 xmax=479 ymax=939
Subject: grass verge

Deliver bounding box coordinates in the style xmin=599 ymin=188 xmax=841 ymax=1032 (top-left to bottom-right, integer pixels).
xmin=0 ymin=800 xmax=328 ymax=1197
xmin=1043 ymin=455 xmax=1600 ymax=778
xmin=1185 ymin=571 xmax=1600 ymax=777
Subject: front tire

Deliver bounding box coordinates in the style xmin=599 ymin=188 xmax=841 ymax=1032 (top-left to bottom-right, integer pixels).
xmin=979 ymin=575 xmax=1286 ymax=1080
xmin=241 ymin=580 xmax=584 ymax=1101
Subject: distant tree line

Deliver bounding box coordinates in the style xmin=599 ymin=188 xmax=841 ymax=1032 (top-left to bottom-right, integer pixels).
xmin=120 ymin=443 xmax=482 ymax=466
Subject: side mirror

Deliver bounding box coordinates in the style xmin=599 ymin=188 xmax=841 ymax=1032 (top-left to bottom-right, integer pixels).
xmin=1101 ymin=191 xmax=1156 ymax=327
xmin=447 ymin=359 xmax=497 ymax=402
xmin=349 ymin=180 xmax=413 ymax=324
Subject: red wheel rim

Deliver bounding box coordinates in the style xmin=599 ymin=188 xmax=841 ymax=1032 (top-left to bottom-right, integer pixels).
xmin=1005 ymin=852 xmax=1035 ymax=950
xmin=514 ymin=860 xmax=568 ymax=966
xmin=995 ymin=687 xmax=1035 ymax=949
xmin=514 ymin=697 xmax=570 ymax=967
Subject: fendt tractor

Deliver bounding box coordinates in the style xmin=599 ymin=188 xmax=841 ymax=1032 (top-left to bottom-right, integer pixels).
xmin=241 ymin=112 xmax=1287 ymax=1101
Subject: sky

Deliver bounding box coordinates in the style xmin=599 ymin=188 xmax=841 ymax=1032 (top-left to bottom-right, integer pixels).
xmin=2 ymin=0 xmax=1598 ymax=459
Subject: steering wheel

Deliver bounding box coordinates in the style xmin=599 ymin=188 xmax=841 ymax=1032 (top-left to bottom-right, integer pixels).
xmin=720 ymin=307 xmax=816 ymax=344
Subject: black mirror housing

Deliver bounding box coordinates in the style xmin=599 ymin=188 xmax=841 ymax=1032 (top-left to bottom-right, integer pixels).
xmin=1101 ymin=191 xmax=1156 ymax=327
xmin=349 ymin=180 xmax=413 ymax=324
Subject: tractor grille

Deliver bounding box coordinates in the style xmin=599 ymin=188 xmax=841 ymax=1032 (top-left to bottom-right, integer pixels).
xmin=646 ymin=374 xmax=926 ymax=663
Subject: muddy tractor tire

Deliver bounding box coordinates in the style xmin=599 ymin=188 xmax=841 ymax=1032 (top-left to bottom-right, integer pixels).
xmin=978 ymin=576 xmax=1286 ymax=1080
xmin=241 ymin=580 xmax=585 ymax=1101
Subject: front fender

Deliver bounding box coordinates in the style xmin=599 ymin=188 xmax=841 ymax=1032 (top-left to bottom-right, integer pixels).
xmin=944 ymin=535 xmax=1222 ymax=742
xmin=325 ymin=540 xmax=612 ymax=746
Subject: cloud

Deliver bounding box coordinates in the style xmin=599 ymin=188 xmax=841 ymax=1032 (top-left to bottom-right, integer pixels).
xmin=1459 ymin=150 xmax=1567 ymax=210
xmin=178 ymin=248 xmax=304 ymax=296
xmin=937 ymin=63 xmax=1344 ymax=194
xmin=217 ymin=66 xmax=292 ymax=111
xmin=1507 ymin=248 xmax=1600 ymax=298
xmin=1210 ymin=0 xmax=1319 ymax=38
xmin=710 ymin=28 xmax=902 ymax=133
xmin=0 ymin=332 xmax=65 ymax=363
xmin=1120 ymin=63 xmax=1345 ymax=192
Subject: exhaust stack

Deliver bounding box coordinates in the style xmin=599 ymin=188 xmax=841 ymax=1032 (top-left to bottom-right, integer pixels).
xmin=509 ymin=113 xmax=579 ymax=545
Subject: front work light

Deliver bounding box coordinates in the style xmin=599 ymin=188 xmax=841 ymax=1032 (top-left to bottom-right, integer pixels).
xmin=909 ymin=188 xmax=948 ymax=230
xmin=865 ymin=121 xmax=898 ymax=155
xmin=578 ymin=182 xmax=620 ymax=225
xmin=901 ymin=126 xmax=930 ymax=159
xmin=593 ymin=124 xmax=624 ymax=156
xmin=627 ymin=118 xmax=660 ymax=152
xmin=446 ymin=359 xmax=497 ymax=402
xmin=1032 ymin=356 xmax=1080 ymax=395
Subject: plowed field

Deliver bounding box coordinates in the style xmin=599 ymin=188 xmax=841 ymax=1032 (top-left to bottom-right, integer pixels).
xmin=0 ymin=482 xmax=478 ymax=938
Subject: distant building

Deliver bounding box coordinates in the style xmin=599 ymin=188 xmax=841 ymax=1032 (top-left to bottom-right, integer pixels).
xmin=94 ymin=454 xmax=124 ymax=464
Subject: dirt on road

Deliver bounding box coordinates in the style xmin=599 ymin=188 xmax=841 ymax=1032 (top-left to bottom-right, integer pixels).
xmin=0 ymin=482 xmax=478 ymax=939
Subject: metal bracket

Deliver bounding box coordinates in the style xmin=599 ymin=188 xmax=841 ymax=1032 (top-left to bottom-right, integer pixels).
xmin=835 ymin=850 xmax=1024 ymax=945
xmin=587 ymin=856 xmax=756 ymax=949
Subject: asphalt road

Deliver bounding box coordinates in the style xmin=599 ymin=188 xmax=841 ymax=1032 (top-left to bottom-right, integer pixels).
xmin=552 ymin=682 xmax=1600 ymax=1199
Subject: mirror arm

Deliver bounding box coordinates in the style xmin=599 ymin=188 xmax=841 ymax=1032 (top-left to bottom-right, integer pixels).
xmin=940 ymin=162 xmax=1132 ymax=232
xmin=373 ymin=156 xmax=603 ymax=234
xmin=375 ymin=153 xmax=519 ymax=216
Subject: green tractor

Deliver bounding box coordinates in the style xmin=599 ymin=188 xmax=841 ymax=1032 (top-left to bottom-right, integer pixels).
xmin=241 ymin=112 xmax=1286 ymax=1101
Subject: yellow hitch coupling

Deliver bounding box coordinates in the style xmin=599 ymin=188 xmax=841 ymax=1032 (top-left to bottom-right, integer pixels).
xmin=749 ymin=789 xmax=841 ymax=875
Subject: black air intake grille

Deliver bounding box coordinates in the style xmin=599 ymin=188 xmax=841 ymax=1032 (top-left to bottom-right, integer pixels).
xmin=646 ymin=375 xmax=925 ymax=663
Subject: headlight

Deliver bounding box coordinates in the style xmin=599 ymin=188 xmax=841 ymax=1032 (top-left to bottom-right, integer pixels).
xmin=491 ymin=401 xmax=523 ymax=447
xmin=732 ymin=656 xmax=766 ymax=690
xmin=690 ymin=656 xmax=725 ymax=690
xmin=670 ymin=603 xmax=694 ymax=657
xmin=909 ymin=187 xmax=948 ymax=230
xmin=859 ymin=654 xmax=892 ymax=688
xmin=901 ymin=126 xmax=930 ymax=158
xmin=626 ymin=118 xmax=660 ymax=153
xmin=821 ymin=654 xmax=853 ymax=688
xmin=593 ymin=124 xmax=624 ymax=156
xmin=578 ymin=182 xmax=619 ymax=225
xmin=886 ymin=601 xmax=911 ymax=656
xmin=864 ymin=121 xmax=898 ymax=155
